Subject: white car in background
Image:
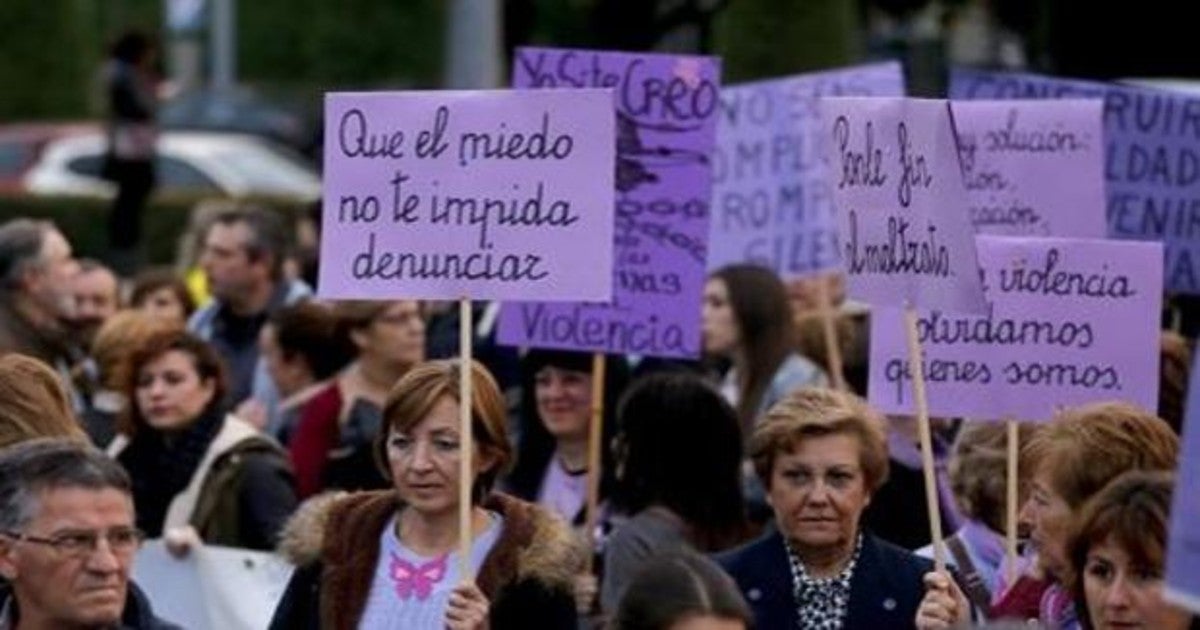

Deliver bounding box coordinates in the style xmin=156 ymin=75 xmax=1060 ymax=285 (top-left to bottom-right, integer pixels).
xmin=23 ymin=129 xmax=321 ymax=200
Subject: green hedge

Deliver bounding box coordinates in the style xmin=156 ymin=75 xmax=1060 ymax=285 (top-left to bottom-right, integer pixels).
xmin=0 ymin=194 xmax=309 ymax=266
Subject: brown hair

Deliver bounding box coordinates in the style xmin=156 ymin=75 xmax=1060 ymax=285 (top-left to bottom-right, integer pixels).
xmin=91 ymin=310 xmax=182 ymax=390
xmin=1023 ymin=402 xmax=1178 ymax=509
xmin=709 ymin=264 xmax=797 ymax=430
xmin=374 ymin=359 xmax=513 ymax=501
xmin=1067 ymin=470 xmax=1175 ymax=625
xmin=749 ymin=387 xmax=889 ymax=493
xmin=0 ymin=354 xmax=85 ymax=449
xmin=129 ymin=268 xmax=197 ymax=318
xmin=118 ymin=330 xmax=227 ymax=436
xmin=949 ymin=421 xmax=1037 ymax=533
xmin=1159 ymin=331 xmax=1191 ymax=435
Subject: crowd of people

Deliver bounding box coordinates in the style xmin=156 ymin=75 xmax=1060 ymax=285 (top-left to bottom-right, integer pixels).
xmin=0 ymin=205 xmax=1195 ymax=630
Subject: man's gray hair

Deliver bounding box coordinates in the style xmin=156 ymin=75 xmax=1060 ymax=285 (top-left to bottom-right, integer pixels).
xmin=0 ymin=438 xmax=132 ymax=532
xmin=0 ymin=219 xmax=53 ymax=292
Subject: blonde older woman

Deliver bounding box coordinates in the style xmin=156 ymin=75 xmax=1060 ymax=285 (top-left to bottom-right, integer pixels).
xmin=717 ymin=387 xmax=931 ymax=629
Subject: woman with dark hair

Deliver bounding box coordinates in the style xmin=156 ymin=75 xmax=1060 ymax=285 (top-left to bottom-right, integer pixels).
xmin=611 ymin=551 xmax=752 ymax=630
xmin=600 ymin=373 xmax=753 ymax=612
xmin=109 ymin=329 xmax=296 ymax=551
xmin=1068 ymin=471 xmax=1196 ymax=630
xmin=505 ymin=349 xmax=629 ymax=526
xmin=704 ymin=264 xmax=827 ymax=432
xmin=269 ymin=359 xmax=582 ymax=629
xmin=288 ymin=300 xmax=424 ymax=497
xmin=129 ymin=268 xmax=196 ymax=327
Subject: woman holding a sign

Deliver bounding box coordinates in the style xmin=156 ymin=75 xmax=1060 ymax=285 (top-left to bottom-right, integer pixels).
xmin=717 ymin=387 xmax=932 ymax=629
xmin=270 ymin=359 xmax=581 ymax=630
xmin=703 ymin=264 xmax=828 ymax=431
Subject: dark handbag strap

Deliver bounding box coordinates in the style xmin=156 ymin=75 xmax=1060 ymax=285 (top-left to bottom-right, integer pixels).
xmin=946 ymin=534 xmax=993 ymax=613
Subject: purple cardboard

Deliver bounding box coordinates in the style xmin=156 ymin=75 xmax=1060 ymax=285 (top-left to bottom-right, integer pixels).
xmin=1165 ymin=350 xmax=1200 ymax=615
xmin=869 ymin=236 xmax=1163 ymax=420
xmin=497 ymin=48 xmax=721 ymax=358
xmin=707 ymin=62 xmax=905 ymax=278
xmin=318 ymin=89 xmax=615 ymax=301
xmin=952 ymin=100 xmax=1107 ymax=238
xmin=951 ymin=68 xmax=1200 ymax=294
xmin=821 ymin=97 xmax=988 ymax=314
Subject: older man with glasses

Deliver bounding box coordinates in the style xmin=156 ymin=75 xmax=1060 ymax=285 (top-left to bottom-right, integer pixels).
xmin=0 ymin=439 xmax=177 ymax=630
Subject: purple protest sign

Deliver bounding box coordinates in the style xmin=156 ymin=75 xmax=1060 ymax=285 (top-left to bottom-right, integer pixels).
xmin=821 ymin=97 xmax=987 ymax=313
xmin=707 ymin=62 xmax=905 ymax=278
xmin=952 ymin=69 xmax=1200 ymax=293
xmin=869 ymin=236 xmax=1163 ymax=420
xmin=952 ymin=100 xmax=1106 ymax=237
xmin=497 ymin=48 xmax=720 ymax=358
xmin=1165 ymin=351 xmax=1200 ymax=615
xmin=317 ymin=89 xmax=615 ymax=301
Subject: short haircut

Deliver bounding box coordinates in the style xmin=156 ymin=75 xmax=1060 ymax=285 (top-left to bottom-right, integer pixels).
xmin=750 ymin=387 xmax=889 ymax=494
xmin=268 ymin=302 xmax=353 ymax=380
xmin=207 ymin=206 xmax=291 ymax=279
xmin=118 ymin=329 xmax=227 ymax=436
xmin=0 ymin=354 xmax=85 ymax=450
xmin=0 ymin=219 xmax=53 ymax=292
xmin=129 ymin=268 xmax=196 ymax=318
xmin=0 ymin=439 xmax=131 ymax=531
xmin=1022 ymin=401 xmax=1178 ymax=509
xmin=374 ymin=360 xmax=512 ymax=501
xmin=611 ymin=550 xmax=752 ymax=630
xmin=949 ymin=421 xmax=1037 ymax=533
xmin=1067 ymin=470 xmax=1175 ymax=625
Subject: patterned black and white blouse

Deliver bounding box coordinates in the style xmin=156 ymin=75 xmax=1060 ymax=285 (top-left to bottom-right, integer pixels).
xmin=784 ymin=533 xmax=864 ymax=630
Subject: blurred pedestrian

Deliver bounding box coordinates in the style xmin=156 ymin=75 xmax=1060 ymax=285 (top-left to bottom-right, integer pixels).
xmin=102 ymin=30 xmax=159 ymax=274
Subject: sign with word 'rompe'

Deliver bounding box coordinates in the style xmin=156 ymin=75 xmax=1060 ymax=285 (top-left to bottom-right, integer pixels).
xmin=318 ymin=89 xmax=615 ymax=301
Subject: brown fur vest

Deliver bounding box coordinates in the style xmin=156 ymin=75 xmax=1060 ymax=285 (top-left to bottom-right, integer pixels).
xmin=277 ymin=490 xmax=583 ymax=630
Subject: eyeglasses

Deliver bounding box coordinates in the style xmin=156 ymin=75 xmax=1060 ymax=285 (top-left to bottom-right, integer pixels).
xmin=1 ymin=527 xmax=144 ymax=559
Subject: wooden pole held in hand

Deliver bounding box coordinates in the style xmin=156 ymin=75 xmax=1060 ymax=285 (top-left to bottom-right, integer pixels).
xmin=903 ymin=305 xmax=946 ymax=572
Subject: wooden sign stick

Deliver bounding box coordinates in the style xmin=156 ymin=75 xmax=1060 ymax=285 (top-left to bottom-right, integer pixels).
xmin=583 ymin=352 xmax=607 ymax=573
xmin=817 ymin=276 xmax=848 ymax=392
xmin=903 ymin=305 xmax=947 ymax=572
xmin=1006 ymin=417 xmax=1020 ymax=585
xmin=458 ymin=298 xmax=475 ymax=580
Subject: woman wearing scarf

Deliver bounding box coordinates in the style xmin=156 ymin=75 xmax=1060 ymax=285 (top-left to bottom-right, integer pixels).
xmin=718 ymin=387 xmax=931 ymax=629
xmin=110 ymin=329 xmax=296 ymax=550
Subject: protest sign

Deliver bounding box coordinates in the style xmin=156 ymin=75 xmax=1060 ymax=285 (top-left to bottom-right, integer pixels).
xmin=497 ymin=48 xmax=720 ymax=358
xmin=869 ymin=236 xmax=1162 ymax=420
xmin=707 ymin=62 xmax=905 ymax=277
xmin=1165 ymin=351 xmax=1200 ymax=615
xmin=952 ymin=99 xmax=1106 ymax=237
xmin=952 ymin=69 xmax=1200 ymax=293
xmin=821 ymin=97 xmax=988 ymax=314
xmin=133 ymin=542 xmax=293 ymax=630
xmin=317 ymin=89 xmax=615 ymax=301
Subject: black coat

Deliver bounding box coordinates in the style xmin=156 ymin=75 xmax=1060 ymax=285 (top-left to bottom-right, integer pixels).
xmin=717 ymin=530 xmax=932 ymax=630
